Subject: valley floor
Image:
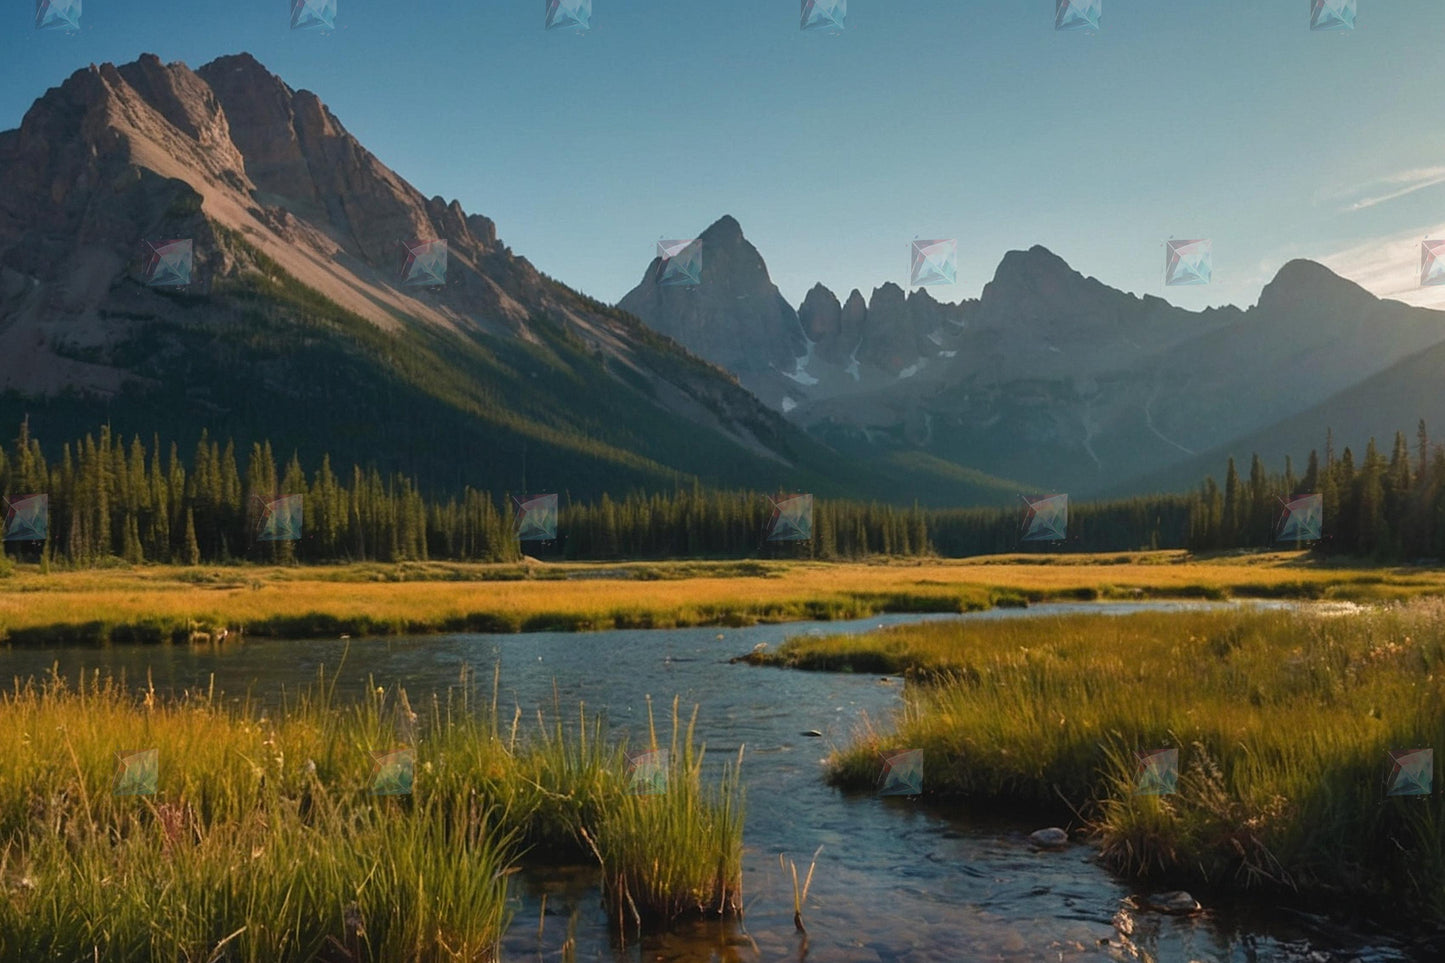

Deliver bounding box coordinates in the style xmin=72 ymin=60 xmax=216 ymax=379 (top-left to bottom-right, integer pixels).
xmin=3 ymin=551 xmax=1443 ymax=646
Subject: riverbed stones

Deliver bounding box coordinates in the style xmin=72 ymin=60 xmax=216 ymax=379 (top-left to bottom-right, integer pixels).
xmin=1028 ymin=827 xmax=1070 ymax=849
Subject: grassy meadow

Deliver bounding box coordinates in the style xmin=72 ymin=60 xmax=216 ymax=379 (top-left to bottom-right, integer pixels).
xmin=4 ymin=551 xmax=1445 ymax=645
xmin=750 ymin=598 xmax=1445 ymax=922
xmin=7 ymin=549 xmax=1445 ymax=950
xmin=0 ymin=668 xmax=743 ymax=962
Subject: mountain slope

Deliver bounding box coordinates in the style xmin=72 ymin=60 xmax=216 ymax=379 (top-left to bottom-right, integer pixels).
xmin=1120 ymin=335 xmax=1445 ymax=495
xmin=0 ymin=53 xmax=1017 ymax=504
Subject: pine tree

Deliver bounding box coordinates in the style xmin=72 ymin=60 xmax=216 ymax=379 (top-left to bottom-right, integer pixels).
xmin=1222 ymin=457 xmax=1242 ymax=544
xmin=1248 ymin=454 xmax=1270 ymax=545
xmin=1357 ymin=439 xmax=1387 ymax=558
xmin=1301 ymin=450 xmax=1320 ymax=495
xmin=182 ymin=508 xmax=201 ymax=566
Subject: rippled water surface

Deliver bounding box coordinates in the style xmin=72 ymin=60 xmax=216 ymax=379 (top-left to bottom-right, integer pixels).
xmin=3 ymin=601 xmax=1423 ymax=961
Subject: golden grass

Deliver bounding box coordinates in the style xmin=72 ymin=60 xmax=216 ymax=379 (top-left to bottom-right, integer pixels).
xmin=3 ymin=552 xmax=1443 ymax=643
xmin=767 ymin=599 xmax=1445 ymax=923
xmin=0 ymin=668 xmax=744 ymax=960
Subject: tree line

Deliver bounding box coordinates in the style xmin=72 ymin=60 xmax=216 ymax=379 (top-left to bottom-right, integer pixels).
xmin=1184 ymin=421 xmax=1445 ymax=560
xmin=2 ymin=420 xmax=1443 ymax=566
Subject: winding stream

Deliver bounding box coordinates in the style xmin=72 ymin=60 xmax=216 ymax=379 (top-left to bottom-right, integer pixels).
xmin=1 ymin=601 xmax=1420 ymax=961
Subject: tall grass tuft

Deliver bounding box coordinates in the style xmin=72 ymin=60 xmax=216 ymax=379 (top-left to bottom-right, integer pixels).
xmin=583 ymin=696 xmax=745 ymax=931
xmin=779 ymin=844 xmax=822 ymax=934
xmin=0 ymin=665 xmax=745 ymax=961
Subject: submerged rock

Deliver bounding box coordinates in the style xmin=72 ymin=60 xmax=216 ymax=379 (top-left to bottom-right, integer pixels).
xmin=1028 ymin=827 xmax=1070 ymax=849
xmin=1141 ymin=891 xmax=1202 ymax=915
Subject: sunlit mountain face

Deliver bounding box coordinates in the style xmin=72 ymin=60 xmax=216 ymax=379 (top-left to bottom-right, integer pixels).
xmin=0 ymin=53 xmax=1025 ymax=505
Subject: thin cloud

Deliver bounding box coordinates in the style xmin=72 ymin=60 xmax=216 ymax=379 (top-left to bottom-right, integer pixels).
xmin=1315 ymin=225 xmax=1445 ymax=309
xmin=1325 ymin=167 xmax=1445 ymax=212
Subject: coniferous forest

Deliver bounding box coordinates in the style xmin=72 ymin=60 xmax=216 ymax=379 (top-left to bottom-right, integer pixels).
xmin=2 ymin=419 xmax=1444 ymax=566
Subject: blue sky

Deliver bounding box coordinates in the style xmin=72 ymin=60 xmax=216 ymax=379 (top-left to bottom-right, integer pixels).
xmin=5 ymin=0 xmax=1445 ymax=311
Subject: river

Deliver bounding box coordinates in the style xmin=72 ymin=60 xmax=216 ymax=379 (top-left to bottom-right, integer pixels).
xmin=1 ymin=601 xmax=1419 ymax=962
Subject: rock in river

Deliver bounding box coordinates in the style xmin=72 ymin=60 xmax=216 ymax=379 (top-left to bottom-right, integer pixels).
xmin=1141 ymin=891 xmax=1202 ymax=915
xmin=1028 ymin=827 xmax=1070 ymax=849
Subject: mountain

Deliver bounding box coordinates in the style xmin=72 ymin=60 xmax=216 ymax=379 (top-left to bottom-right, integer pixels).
xmin=616 ymin=216 xmax=808 ymax=409
xmin=0 ymin=52 xmax=1022 ymax=505
xmin=621 ymin=224 xmax=1445 ymax=497
xmin=1121 ymin=334 xmax=1445 ymax=496
xmin=618 ymin=217 xmax=974 ymax=411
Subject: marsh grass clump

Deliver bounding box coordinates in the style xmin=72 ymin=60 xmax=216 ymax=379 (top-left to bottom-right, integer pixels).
xmin=790 ymin=600 xmax=1445 ymax=922
xmin=0 ymin=665 xmax=746 ymax=961
xmin=583 ymin=696 xmax=745 ymax=931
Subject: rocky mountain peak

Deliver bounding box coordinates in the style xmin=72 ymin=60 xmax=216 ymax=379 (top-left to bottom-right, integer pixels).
xmin=907 ymin=286 xmax=939 ymax=307
xmin=617 ymin=216 xmax=805 ymax=391
xmin=982 ymin=245 xmax=1081 ymax=300
xmin=700 ymin=214 xmax=745 ymax=242
xmin=0 ymin=49 xmax=560 ymax=357
xmin=855 ymin=282 xmax=914 ymax=372
xmin=799 ymin=283 xmax=842 ymax=343
xmin=1256 ymin=258 xmax=1373 ymax=313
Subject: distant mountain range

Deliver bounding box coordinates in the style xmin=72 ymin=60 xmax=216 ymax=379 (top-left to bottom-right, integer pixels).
xmin=0 ymin=53 xmax=1018 ymax=506
xmin=6 ymin=52 xmax=1439 ymax=511
xmin=620 ymin=218 xmax=1445 ymax=497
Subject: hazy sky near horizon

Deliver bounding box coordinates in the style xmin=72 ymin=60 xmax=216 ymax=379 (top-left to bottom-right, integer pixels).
xmin=5 ymin=0 xmax=1445 ymax=312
